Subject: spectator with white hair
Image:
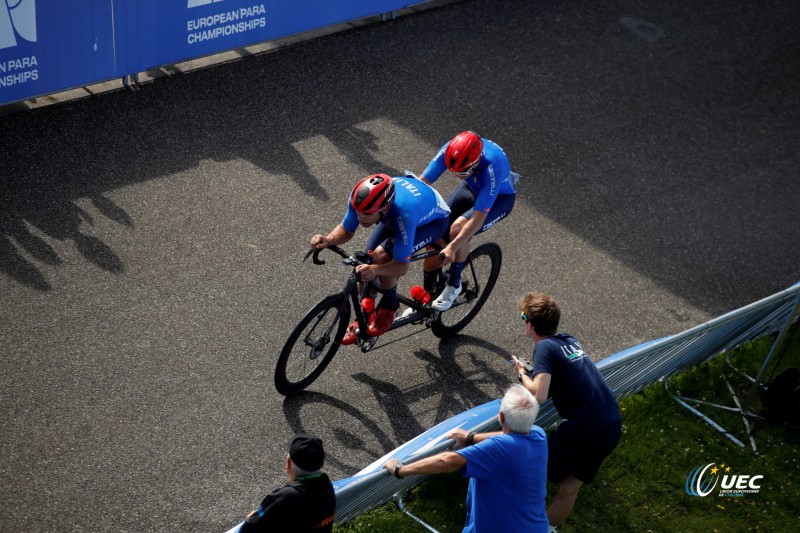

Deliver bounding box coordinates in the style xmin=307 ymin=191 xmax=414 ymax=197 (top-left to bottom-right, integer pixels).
xmin=383 ymin=384 xmax=549 ymax=532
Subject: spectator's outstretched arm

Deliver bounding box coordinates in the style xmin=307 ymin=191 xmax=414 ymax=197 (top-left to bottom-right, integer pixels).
xmin=383 ymin=451 xmax=466 ymax=478
xmin=449 ymin=428 xmax=501 ymax=448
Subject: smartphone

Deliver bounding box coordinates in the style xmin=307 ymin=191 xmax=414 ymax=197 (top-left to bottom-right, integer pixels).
xmin=509 ymin=356 xmax=533 ymax=373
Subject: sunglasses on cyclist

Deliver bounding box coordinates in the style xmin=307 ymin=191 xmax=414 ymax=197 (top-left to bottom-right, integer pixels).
xmin=520 ymin=311 xmax=527 ymax=322
xmin=453 ymin=160 xmax=479 ymax=177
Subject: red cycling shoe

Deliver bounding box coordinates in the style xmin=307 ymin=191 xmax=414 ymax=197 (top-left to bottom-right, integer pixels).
xmin=342 ymin=320 xmax=359 ymax=345
xmin=366 ymin=306 xmax=398 ymax=337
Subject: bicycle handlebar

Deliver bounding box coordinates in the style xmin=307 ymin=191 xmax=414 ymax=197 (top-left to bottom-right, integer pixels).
xmin=303 ymin=244 xmax=443 ymax=266
xmin=303 ymin=245 xmax=356 ymax=266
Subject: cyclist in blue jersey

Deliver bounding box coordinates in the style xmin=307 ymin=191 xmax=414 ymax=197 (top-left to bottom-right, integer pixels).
xmin=419 ymin=131 xmax=518 ymax=311
xmin=310 ymin=173 xmax=450 ymax=343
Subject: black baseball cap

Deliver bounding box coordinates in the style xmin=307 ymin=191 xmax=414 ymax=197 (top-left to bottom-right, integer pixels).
xmin=289 ymin=434 xmax=325 ymax=471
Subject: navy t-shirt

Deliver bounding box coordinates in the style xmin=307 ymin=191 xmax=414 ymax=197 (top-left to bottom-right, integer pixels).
xmin=530 ymin=334 xmax=621 ymax=428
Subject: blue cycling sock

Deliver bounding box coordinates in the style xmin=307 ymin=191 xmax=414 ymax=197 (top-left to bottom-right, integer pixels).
xmin=423 ymin=269 xmax=440 ymax=293
xmin=448 ymin=262 xmax=464 ymax=288
xmin=381 ymin=286 xmax=399 ymax=309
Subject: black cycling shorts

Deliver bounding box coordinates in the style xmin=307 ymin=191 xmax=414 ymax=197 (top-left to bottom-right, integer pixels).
xmin=364 ymin=217 xmax=450 ymax=261
xmin=444 ymin=182 xmax=515 ymax=242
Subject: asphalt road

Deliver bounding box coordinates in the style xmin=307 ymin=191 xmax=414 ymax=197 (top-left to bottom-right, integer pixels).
xmin=2 ymin=0 xmax=799 ymax=531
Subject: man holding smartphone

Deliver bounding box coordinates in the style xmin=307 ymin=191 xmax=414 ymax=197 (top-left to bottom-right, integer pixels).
xmin=512 ymin=292 xmax=622 ymax=529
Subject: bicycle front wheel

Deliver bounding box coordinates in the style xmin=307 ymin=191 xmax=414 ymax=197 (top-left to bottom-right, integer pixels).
xmin=274 ymin=293 xmax=350 ymax=395
xmin=431 ymin=242 xmax=502 ymax=338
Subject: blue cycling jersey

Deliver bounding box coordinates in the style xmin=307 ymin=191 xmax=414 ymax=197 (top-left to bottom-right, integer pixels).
xmin=423 ymin=138 xmax=516 ymax=214
xmin=341 ymin=177 xmax=450 ymax=262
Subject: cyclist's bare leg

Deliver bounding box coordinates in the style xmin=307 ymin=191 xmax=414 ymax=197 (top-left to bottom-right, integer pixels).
xmin=422 ymin=239 xmax=447 ymax=272
xmin=369 ymin=246 xmax=399 ymax=299
xmin=363 ymin=245 xmax=406 ymax=335
xmin=431 ymin=217 xmax=475 ymax=310
xmin=420 ymin=239 xmax=447 ymax=295
xmin=448 ymin=217 xmax=471 ymax=263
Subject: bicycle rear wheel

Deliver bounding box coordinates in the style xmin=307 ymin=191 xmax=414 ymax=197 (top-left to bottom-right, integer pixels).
xmin=274 ymin=293 xmax=350 ymax=395
xmin=431 ymin=242 xmax=502 ymax=338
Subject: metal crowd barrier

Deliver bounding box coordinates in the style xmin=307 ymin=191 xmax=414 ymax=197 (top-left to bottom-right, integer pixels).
xmin=331 ymin=282 xmax=800 ymax=524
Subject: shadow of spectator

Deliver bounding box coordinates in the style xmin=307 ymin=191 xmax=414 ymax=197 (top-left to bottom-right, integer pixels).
xmin=0 ymin=232 xmax=52 ymax=291
xmin=22 ymin=200 xmax=125 ymax=275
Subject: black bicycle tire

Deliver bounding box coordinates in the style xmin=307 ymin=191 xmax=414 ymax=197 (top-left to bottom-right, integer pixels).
xmin=431 ymin=242 xmax=502 ymax=338
xmin=274 ymin=293 xmax=350 ymax=395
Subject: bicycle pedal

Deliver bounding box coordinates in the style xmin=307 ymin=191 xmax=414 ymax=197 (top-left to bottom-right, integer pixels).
xmin=359 ymin=335 xmax=378 ymax=352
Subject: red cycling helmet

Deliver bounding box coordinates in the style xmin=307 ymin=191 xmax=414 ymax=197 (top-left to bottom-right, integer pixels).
xmin=444 ymin=131 xmax=483 ymax=173
xmin=350 ymin=174 xmax=395 ymax=214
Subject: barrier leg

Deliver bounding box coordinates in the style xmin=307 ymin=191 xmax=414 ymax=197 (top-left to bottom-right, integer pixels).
xmin=663 ymin=297 xmax=799 ymax=457
xmin=394 ymin=491 xmax=441 ymax=533
xmin=741 ymin=295 xmax=800 ymax=412
xmin=664 ymin=376 xmax=745 ymax=448
xmin=723 ymin=375 xmax=759 ymax=455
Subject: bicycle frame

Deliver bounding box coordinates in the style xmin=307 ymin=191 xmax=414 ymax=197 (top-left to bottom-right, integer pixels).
xmin=276 ymin=241 xmax=501 ymax=394
xmin=305 ymin=245 xmax=443 ymax=350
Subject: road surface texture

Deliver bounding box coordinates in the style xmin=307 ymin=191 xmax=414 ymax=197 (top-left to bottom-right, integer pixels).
xmin=1 ymin=0 xmax=798 ymax=531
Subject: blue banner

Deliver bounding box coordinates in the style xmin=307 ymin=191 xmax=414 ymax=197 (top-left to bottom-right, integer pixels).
xmin=113 ymin=0 xmax=272 ymax=73
xmin=0 ymin=0 xmax=116 ymax=105
xmin=333 ymin=399 xmax=502 ymax=491
xmin=113 ymin=0 xmax=412 ymax=74
xmin=1 ymin=0 xmax=417 ymax=106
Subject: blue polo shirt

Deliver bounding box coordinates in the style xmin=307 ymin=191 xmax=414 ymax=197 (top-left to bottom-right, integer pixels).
xmin=455 ymin=429 xmax=549 ymax=533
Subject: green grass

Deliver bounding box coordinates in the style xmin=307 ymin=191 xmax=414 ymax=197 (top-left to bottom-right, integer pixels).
xmin=334 ymin=324 xmax=800 ymax=532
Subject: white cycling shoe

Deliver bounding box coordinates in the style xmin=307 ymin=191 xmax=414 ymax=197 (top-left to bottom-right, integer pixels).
xmin=431 ymin=284 xmax=462 ymax=311
xmin=400 ymin=306 xmax=416 ymax=319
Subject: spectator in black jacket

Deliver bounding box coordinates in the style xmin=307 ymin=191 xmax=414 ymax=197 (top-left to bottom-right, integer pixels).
xmin=239 ymin=434 xmax=335 ymax=532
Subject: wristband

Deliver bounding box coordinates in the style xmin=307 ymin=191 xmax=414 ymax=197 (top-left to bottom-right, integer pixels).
xmin=518 ymin=372 xmax=525 ymax=382
xmin=394 ymin=463 xmax=403 ymax=479
xmin=466 ymin=432 xmax=476 ymax=446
